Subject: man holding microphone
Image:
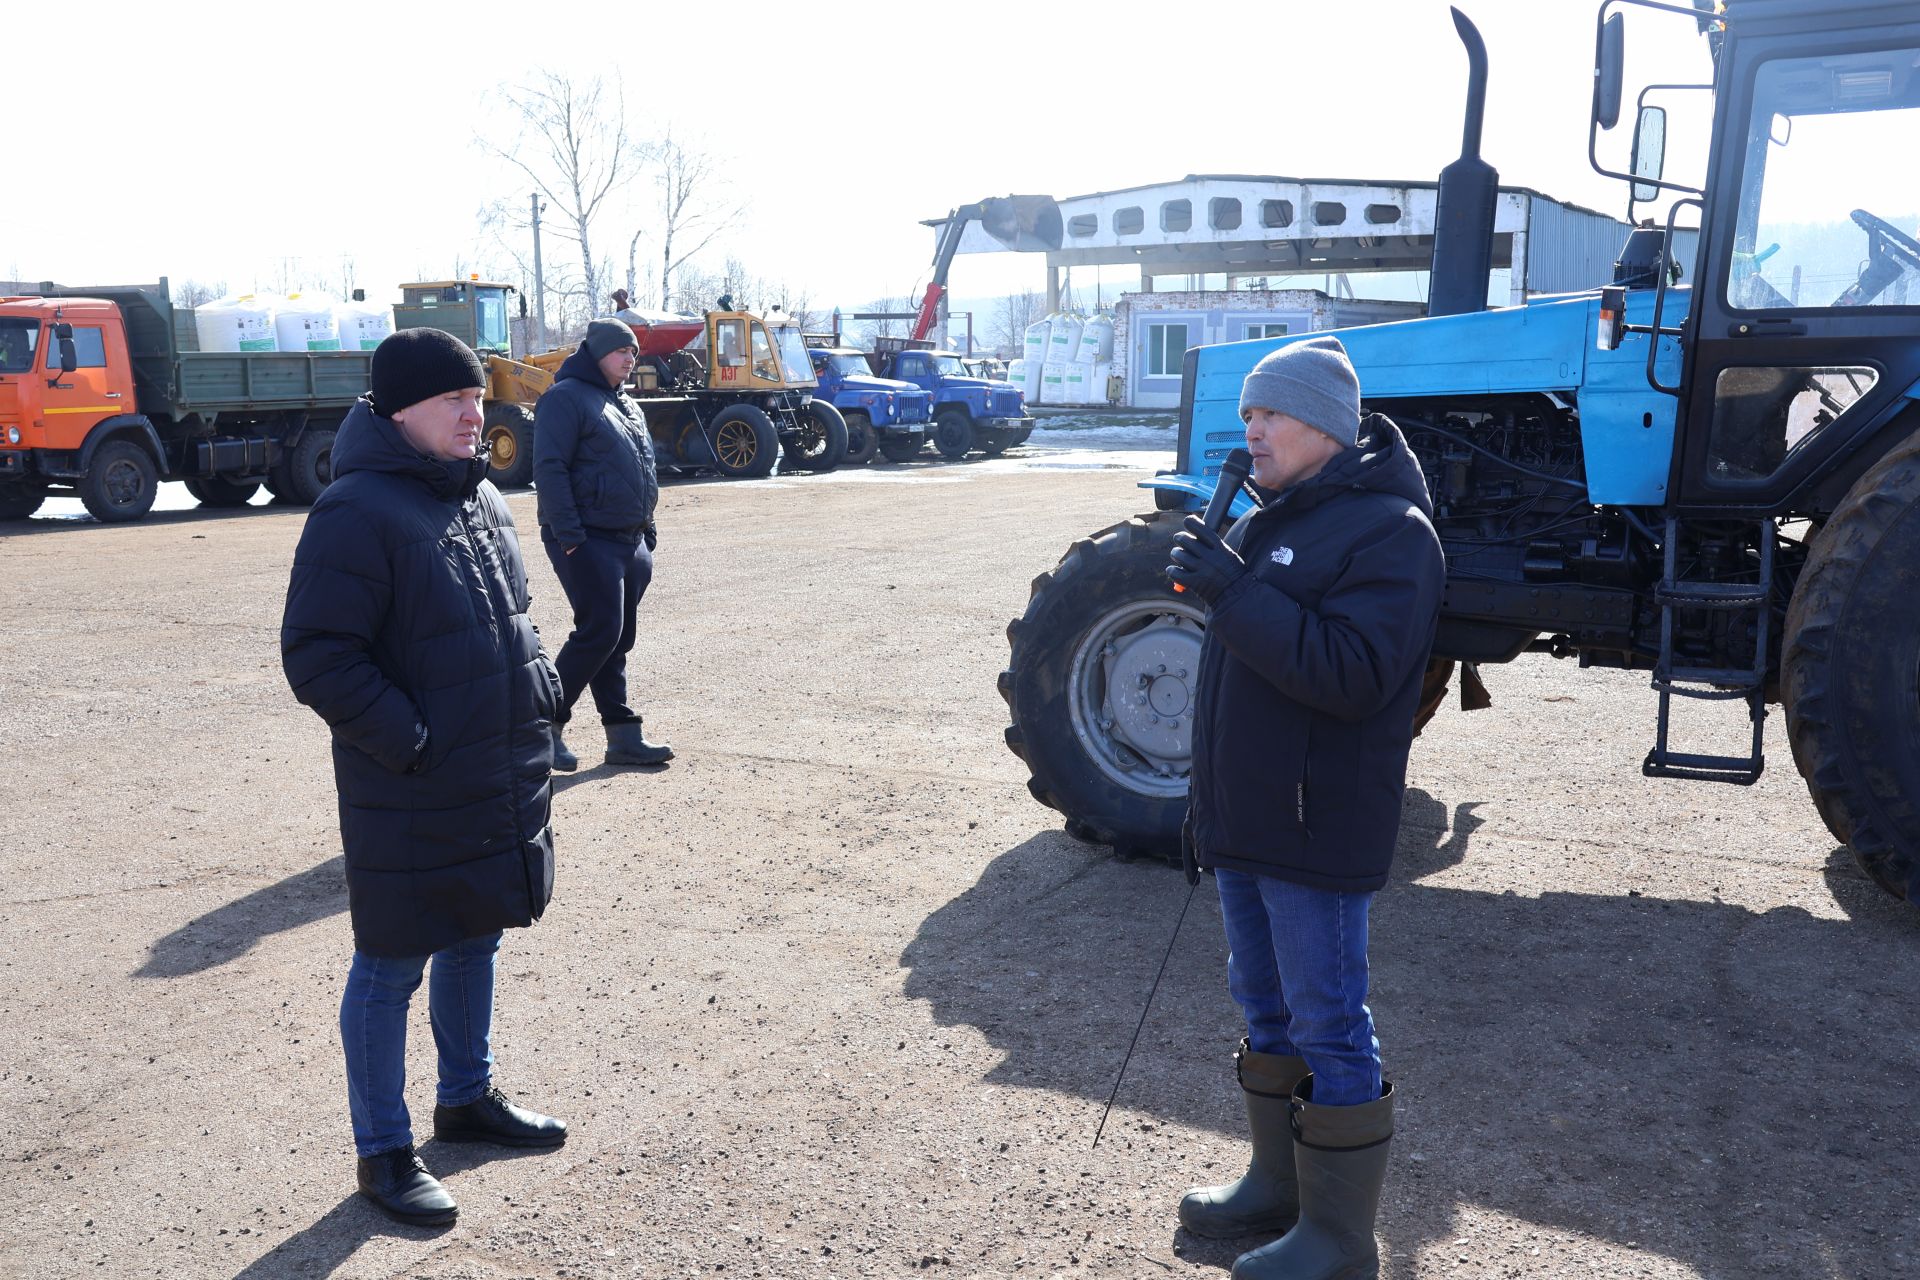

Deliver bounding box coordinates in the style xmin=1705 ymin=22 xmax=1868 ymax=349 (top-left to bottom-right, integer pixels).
xmin=1167 ymin=336 xmax=1445 ymax=1280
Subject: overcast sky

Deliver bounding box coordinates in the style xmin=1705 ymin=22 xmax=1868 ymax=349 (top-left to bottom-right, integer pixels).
xmin=10 ymin=0 xmax=1716 ymax=313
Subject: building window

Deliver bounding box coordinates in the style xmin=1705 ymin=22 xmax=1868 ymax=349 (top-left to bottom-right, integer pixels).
xmin=1114 ymin=206 xmax=1145 ymax=236
xmin=1313 ymin=202 xmax=1347 ymax=225
xmin=1160 ymin=199 xmax=1193 ymax=232
xmin=1145 ymin=322 xmax=1188 ymax=377
xmin=1364 ymin=203 xmax=1402 ymax=225
xmin=1243 ymin=322 xmax=1290 ymax=341
xmin=1067 ymin=214 xmax=1098 ymax=238
xmin=1260 ymin=200 xmax=1294 ymax=229
xmin=1210 ymin=198 xmax=1243 ymax=231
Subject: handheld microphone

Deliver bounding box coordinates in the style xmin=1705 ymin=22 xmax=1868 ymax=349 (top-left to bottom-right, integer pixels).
xmin=1201 ymin=448 xmax=1253 ymax=534
xmin=1172 ymin=448 xmax=1252 ymax=594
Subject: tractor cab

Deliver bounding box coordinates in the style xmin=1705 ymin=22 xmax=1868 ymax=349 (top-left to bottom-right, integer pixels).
xmin=704 ymin=312 xmax=817 ymax=393
xmin=393 ymin=279 xmax=522 ymax=356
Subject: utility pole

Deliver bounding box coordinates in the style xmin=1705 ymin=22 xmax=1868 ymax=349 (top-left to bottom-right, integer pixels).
xmin=530 ymin=193 xmax=548 ymax=351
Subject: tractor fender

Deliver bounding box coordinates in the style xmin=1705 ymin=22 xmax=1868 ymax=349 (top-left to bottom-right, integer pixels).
xmin=1137 ymin=472 xmax=1259 ymax=519
xmin=78 ymin=416 xmax=166 ymax=473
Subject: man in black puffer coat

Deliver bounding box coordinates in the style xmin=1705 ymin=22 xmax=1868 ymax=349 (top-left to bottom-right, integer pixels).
xmin=1166 ymin=336 xmax=1444 ymax=1280
xmin=534 ymin=318 xmax=672 ymax=771
xmin=282 ymin=329 xmax=569 ymax=1229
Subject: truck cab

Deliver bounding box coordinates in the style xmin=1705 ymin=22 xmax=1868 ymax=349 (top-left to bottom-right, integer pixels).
xmin=879 ymin=345 xmax=1032 ymax=459
xmin=806 ymin=345 xmax=931 ymax=463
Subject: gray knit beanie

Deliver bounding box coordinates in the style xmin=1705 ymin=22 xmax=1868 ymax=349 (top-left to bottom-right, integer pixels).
xmin=584 ymin=318 xmax=639 ymax=360
xmin=1237 ymin=335 xmax=1362 ymax=447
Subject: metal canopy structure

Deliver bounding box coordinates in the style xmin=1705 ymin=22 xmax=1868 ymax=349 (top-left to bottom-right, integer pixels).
xmin=927 ymin=174 xmax=1657 ymax=311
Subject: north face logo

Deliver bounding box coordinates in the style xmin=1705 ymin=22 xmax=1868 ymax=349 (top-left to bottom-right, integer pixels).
xmin=1270 ymin=546 xmax=1295 ymax=566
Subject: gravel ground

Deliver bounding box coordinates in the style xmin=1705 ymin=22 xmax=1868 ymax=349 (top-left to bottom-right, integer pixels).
xmin=1 ymin=444 xmax=1915 ymax=1280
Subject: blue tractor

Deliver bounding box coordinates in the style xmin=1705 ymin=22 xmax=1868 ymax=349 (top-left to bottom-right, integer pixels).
xmin=999 ymin=0 xmax=1920 ymax=906
xmin=871 ymin=338 xmax=1035 ymax=459
xmin=804 ymin=342 xmax=932 ymax=464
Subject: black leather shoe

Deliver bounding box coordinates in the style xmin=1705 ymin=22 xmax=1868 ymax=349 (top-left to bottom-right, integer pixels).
xmin=433 ymin=1086 xmax=568 ymax=1148
xmin=356 ymin=1145 xmax=457 ymax=1226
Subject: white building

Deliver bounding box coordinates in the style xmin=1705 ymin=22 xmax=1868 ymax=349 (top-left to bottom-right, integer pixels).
xmin=930 ymin=174 xmax=1692 ymax=408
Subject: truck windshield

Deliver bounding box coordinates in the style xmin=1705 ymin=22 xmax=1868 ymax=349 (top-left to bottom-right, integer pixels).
xmin=932 ymin=355 xmax=969 ymax=378
xmin=825 ymin=353 xmax=870 ymax=376
xmin=774 ymin=326 xmax=817 ymax=385
xmin=0 ymin=320 xmax=37 ymax=373
xmin=475 ymin=289 xmax=510 ymax=352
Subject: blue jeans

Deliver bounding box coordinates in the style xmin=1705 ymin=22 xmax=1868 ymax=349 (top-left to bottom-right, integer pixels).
xmin=1215 ymin=869 xmax=1381 ymax=1106
xmin=542 ymin=528 xmax=653 ymax=725
xmin=340 ymin=931 xmax=502 ymax=1158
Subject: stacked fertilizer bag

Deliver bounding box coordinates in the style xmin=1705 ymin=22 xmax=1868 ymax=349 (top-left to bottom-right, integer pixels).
xmin=1075 ymin=309 xmax=1116 ymax=406
xmin=1038 ymin=311 xmax=1083 ymax=408
xmin=192 ymin=290 xmax=386 ymax=354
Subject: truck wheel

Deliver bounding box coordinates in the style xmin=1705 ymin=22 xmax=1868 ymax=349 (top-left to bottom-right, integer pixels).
xmin=287 ymin=428 xmax=337 ymax=505
xmin=79 ymin=440 xmax=159 ymax=523
xmin=978 ymin=428 xmax=1012 ymax=457
xmin=1000 ymin=512 xmax=1200 ymax=859
xmin=843 ymin=412 xmax=878 ymax=466
xmin=707 ymin=405 xmax=779 ymax=478
xmin=933 ymin=409 xmax=973 ymax=460
xmin=879 ymin=431 xmax=925 ymax=464
xmin=0 ymin=483 xmax=45 ymax=521
xmin=1783 ymin=432 xmax=1920 ymax=902
xmin=483 ymin=403 xmax=536 ymax=489
xmin=184 ymin=476 xmax=262 ymax=508
xmin=783 ymin=400 xmax=848 ymax=471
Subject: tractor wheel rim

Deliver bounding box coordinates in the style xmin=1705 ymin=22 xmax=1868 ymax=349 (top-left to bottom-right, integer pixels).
xmin=487 ymin=426 xmax=517 ymax=467
xmin=716 ymin=423 xmax=753 ymax=468
xmin=1066 ymin=597 xmax=1205 ymax=798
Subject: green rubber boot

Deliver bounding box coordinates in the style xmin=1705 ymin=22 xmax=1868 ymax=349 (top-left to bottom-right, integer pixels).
xmin=1230 ymin=1077 xmax=1394 ymax=1280
xmin=1178 ymin=1040 xmax=1310 ymax=1238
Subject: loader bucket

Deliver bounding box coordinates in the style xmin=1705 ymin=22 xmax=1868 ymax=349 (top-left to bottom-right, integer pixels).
xmin=979 ymin=196 xmax=1064 ymax=253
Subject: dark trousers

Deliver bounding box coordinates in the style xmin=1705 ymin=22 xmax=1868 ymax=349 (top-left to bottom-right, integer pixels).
xmin=542 ymin=528 xmax=653 ymax=725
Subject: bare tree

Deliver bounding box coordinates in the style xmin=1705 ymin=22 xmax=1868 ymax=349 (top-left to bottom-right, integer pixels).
xmin=481 ymin=72 xmax=649 ymax=324
xmin=656 ymin=127 xmax=746 ymax=308
xmin=173 ymin=279 xmax=228 ymax=308
xmin=850 ymin=295 xmax=914 ymax=348
xmin=993 ymin=288 xmax=1045 ymax=354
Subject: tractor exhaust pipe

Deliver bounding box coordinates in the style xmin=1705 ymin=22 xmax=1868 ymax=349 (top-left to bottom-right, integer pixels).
xmin=1427 ymin=7 xmax=1500 ymax=318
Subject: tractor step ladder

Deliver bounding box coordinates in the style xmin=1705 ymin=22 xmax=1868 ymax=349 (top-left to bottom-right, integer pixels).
xmin=1643 ymin=518 xmax=1775 ymax=785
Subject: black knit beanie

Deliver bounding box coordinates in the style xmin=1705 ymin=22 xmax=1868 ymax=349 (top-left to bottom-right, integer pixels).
xmin=370 ymin=328 xmax=487 ymax=418
xmin=584 ymin=318 xmax=640 ymax=361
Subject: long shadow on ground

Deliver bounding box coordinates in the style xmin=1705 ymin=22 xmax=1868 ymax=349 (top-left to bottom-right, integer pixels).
xmin=900 ymin=787 xmax=1920 ymax=1277
xmin=136 ymin=856 xmax=347 ymax=979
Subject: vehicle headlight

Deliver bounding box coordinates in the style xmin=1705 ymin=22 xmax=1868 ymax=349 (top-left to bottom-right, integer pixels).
xmin=5 ymin=427 xmax=18 ymax=445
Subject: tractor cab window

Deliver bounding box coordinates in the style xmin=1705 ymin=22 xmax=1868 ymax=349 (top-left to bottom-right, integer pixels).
xmin=774 ymin=326 xmax=815 ymax=385
xmin=0 ymin=320 xmax=38 ymax=373
xmin=474 ymin=289 xmax=509 ymax=353
xmin=1726 ymin=47 xmax=1920 ymax=312
xmin=1707 ymin=364 xmax=1879 ymax=480
xmin=715 ymin=318 xmax=745 ymax=366
xmin=749 ymin=322 xmax=776 ymax=379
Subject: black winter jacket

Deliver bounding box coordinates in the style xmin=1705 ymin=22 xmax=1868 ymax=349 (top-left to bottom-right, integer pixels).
xmin=282 ymin=401 xmax=562 ymax=958
xmin=533 ymin=345 xmax=659 ymax=547
xmin=1190 ymin=413 xmax=1445 ymax=892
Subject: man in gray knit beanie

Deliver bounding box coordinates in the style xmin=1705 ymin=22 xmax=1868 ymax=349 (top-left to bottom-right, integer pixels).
xmin=1234 ymin=335 xmax=1362 ymax=491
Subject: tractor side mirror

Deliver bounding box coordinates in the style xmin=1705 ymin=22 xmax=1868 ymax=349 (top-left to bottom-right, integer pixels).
xmin=1593 ymin=13 xmax=1625 ymax=130
xmin=1630 ymin=105 xmax=1667 ymax=202
xmin=54 ymin=322 xmax=76 ymax=375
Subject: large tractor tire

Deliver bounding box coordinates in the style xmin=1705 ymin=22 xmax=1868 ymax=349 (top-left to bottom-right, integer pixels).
xmin=184 ymin=476 xmax=262 ymax=508
xmin=842 ymin=412 xmax=879 ymax=466
xmin=286 ymin=427 xmax=337 ymax=505
xmin=783 ymin=400 xmax=848 ymax=472
xmin=932 ymin=409 xmax=973 ymax=460
xmin=483 ymin=403 xmax=536 ymax=489
xmin=1000 ymin=513 xmax=1201 ymax=858
xmin=707 ymin=404 xmax=779 ymax=478
xmin=879 ymin=431 xmax=925 ymax=463
xmin=1782 ymin=432 xmax=1920 ymax=902
xmin=0 ymin=482 xmax=46 ymax=521
xmin=79 ymin=440 xmax=159 ymax=523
